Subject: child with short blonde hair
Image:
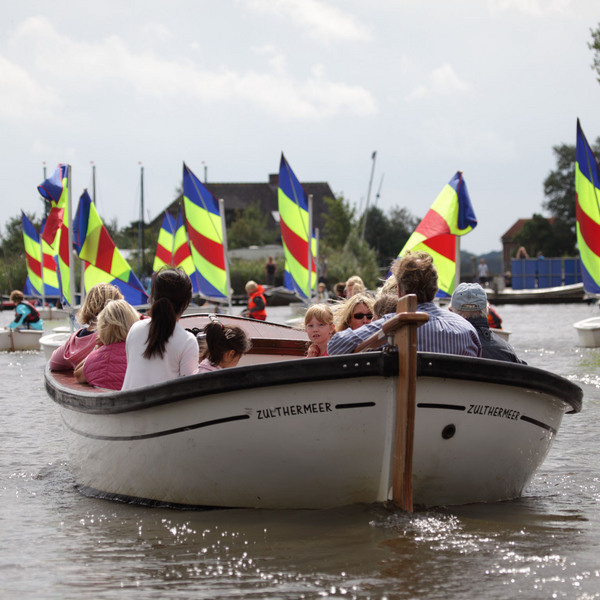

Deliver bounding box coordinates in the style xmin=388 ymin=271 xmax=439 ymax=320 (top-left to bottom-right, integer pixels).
xmin=305 ymin=303 xmax=335 ymax=357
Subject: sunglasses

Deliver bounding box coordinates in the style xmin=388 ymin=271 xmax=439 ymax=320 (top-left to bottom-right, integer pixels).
xmin=352 ymin=312 xmax=373 ymax=320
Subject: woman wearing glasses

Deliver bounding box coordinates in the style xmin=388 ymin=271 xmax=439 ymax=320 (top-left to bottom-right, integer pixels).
xmin=333 ymin=293 xmax=375 ymax=333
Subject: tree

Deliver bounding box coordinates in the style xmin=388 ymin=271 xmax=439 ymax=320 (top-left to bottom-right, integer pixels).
xmin=227 ymin=201 xmax=278 ymax=249
xmin=589 ymin=23 xmax=600 ymax=84
xmin=512 ymin=213 xmax=576 ymax=257
xmin=321 ymin=194 xmax=355 ymax=250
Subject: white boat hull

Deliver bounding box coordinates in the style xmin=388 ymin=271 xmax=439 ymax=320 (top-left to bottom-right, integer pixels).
xmin=46 ymin=351 xmax=581 ymax=509
xmin=573 ymin=316 xmax=600 ymax=347
xmin=39 ymin=331 xmax=71 ymax=360
xmin=0 ymin=328 xmax=44 ymax=351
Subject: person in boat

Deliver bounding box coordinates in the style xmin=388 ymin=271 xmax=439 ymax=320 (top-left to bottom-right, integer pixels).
xmin=305 ymin=303 xmax=335 ymax=357
xmin=328 ymin=251 xmax=482 ymax=357
xmin=264 ymin=256 xmax=277 ymax=287
xmin=197 ymin=320 xmax=252 ymax=372
xmin=333 ymin=293 xmax=375 ymax=333
xmin=316 ymin=282 xmax=329 ymax=302
xmin=8 ymin=290 xmax=43 ymax=331
xmin=344 ymin=275 xmax=365 ymax=298
xmin=74 ymin=299 xmax=140 ymax=390
xmin=241 ymin=280 xmax=267 ymax=321
xmin=333 ymin=282 xmax=346 ymax=301
xmin=449 ymin=282 xmax=526 ymax=364
xmin=373 ymin=292 xmax=398 ymax=320
xmin=121 ymin=268 xmax=199 ymax=390
xmin=49 ymin=283 xmax=124 ymax=371
xmin=487 ymin=304 xmax=503 ymax=329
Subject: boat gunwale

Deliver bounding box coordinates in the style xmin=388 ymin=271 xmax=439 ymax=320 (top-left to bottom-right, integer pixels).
xmin=45 ymin=351 xmax=583 ymax=415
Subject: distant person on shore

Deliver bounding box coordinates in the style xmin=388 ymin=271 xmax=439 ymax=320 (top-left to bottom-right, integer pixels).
xmin=49 ymin=283 xmax=124 ymax=371
xmin=305 ymin=303 xmax=335 ymax=357
xmin=449 ymin=283 xmax=526 ymax=364
xmin=333 ymin=293 xmax=375 ymax=332
xmin=198 ymin=321 xmax=252 ymax=372
xmin=74 ymin=299 xmax=140 ymax=390
xmin=328 ymin=251 xmax=481 ymax=357
xmin=264 ymin=256 xmax=277 ymax=287
xmin=516 ymin=246 xmax=529 ymax=259
xmin=345 ymin=275 xmax=366 ymax=298
xmin=121 ymin=268 xmax=199 ymax=390
xmin=8 ymin=290 xmax=43 ymax=331
xmin=318 ymin=257 xmax=329 ymax=284
xmin=477 ymin=258 xmax=490 ymax=286
xmin=241 ymin=280 xmax=267 ymax=321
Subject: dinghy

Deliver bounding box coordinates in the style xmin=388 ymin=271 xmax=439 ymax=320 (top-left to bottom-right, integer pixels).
xmin=44 ymin=300 xmax=582 ymax=510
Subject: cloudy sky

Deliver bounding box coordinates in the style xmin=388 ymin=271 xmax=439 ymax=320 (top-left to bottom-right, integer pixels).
xmin=3 ymin=0 xmax=600 ymax=255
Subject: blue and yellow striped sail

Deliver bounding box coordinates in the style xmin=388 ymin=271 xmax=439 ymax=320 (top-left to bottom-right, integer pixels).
xmin=73 ymin=190 xmax=148 ymax=305
xmin=575 ymin=119 xmax=600 ymax=294
xmin=395 ymin=171 xmax=477 ymax=297
xmin=278 ymin=154 xmax=317 ymax=300
xmin=183 ymin=163 xmax=228 ymax=300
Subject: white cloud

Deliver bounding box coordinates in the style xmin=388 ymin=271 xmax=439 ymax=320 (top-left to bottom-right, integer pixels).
xmin=5 ymin=16 xmax=376 ymax=120
xmin=407 ymin=64 xmax=470 ymax=100
xmin=0 ymin=54 xmax=61 ymax=120
xmin=239 ymin=0 xmax=372 ymax=42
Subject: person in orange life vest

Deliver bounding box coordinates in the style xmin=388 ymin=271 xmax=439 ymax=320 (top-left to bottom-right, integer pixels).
xmin=487 ymin=304 xmax=502 ymax=329
xmin=8 ymin=290 xmax=43 ymax=330
xmin=244 ymin=280 xmax=267 ymax=321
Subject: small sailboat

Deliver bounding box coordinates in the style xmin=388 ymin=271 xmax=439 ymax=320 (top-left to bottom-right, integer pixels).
xmin=572 ymin=120 xmax=600 ymax=346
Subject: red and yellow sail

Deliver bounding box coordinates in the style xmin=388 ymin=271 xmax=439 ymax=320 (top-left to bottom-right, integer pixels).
xmin=575 ymin=119 xmax=600 ymax=294
xmin=396 ymin=171 xmax=477 ymax=297
xmin=37 ymin=164 xmax=72 ymax=305
xmin=73 ymin=190 xmax=148 ymax=305
xmin=153 ymin=211 xmax=176 ymax=272
xmin=22 ymin=212 xmax=61 ymax=297
xmin=278 ymin=154 xmax=317 ymax=300
xmin=183 ymin=163 xmax=228 ymax=300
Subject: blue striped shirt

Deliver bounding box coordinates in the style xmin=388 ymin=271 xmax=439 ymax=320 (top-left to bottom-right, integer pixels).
xmin=327 ymin=301 xmax=482 ymax=357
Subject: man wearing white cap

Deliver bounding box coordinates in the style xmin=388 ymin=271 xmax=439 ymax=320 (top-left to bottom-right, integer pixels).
xmin=450 ymin=282 xmax=526 ymax=364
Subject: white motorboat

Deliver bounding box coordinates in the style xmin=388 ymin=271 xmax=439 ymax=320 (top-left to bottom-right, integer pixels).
xmin=39 ymin=330 xmax=71 ymax=360
xmin=573 ymin=316 xmax=600 ymax=347
xmin=44 ymin=307 xmax=582 ymax=510
xmin=0 ymin=328 xmax=44 ymax=351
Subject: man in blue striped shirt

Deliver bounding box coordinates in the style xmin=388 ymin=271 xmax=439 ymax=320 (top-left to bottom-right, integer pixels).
xmin=327 ymin=251 xmax=482 ymax=357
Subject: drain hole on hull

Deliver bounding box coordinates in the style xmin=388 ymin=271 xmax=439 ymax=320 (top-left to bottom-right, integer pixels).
xmin=442 ymin=424 xmax=456 ymax=439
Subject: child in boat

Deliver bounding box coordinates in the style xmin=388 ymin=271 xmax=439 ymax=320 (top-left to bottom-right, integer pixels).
xmin=8 ymin=290 xmax=43 ymax=331
xmin=74 ymin=299 xmax=140 ymax=390
xmin=198 ymin=320 xmax=251 ymax=372
xmin=373 ymin=293 xmax=399 ymax=320
xmin=121 ymin=268 xmax=199 ymax=389
xmin=305 ymin=303 xmax=334 ymax=357
xmin=49 ymin=283 xmax=123 ymax=371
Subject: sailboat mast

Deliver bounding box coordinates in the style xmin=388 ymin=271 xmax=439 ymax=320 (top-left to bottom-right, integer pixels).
xmin=308 ymin=194 xmax=314 ymax=302
xmin=137 ymin=164 xmax=145 ymax=278
xmin=219 ymin=198 xmax=232 ymax=313
xmin=454 ymin=236 xmax=461 ymax=292
xmin=67 ymin=164 xmax=76 ymax=308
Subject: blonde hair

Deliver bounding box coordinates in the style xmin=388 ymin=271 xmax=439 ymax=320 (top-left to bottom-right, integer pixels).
xmin=345 ymin=275 xmax=365 ymax=296
xmin=10 ymin=290 xmax=24 ymax=303
xmin=373 ymin=293 xmax=398 ymax=320
xmin=304 ymin=303 xmax=334 ymax=327
xmin=245 ymin=280 xmax=258 ymax=293
xmin=333 ymin=293 xmax=375 ymax=332
xmin=97 ymin=300 xmax=140 ymax=345
xmin=76 ymin=283 xmax=123 ymax=328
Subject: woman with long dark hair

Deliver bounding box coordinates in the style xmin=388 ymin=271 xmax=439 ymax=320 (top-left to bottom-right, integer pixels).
xmin=121 ymin=268 xmax=198 ymax=389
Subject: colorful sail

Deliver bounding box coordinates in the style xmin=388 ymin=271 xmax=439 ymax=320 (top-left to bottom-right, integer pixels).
xmin=183 ymin=163 xmax=228 ymax=300
xmin=575 ymin=119 xmax=600 ymax=294
xmin=278 ymin=154 xmax=317 ymax=300
xmin=153 ymin=211 xmax=177 ymax=272
xmin=73 ymin=190 xmax=149 ymax=305
xmin=395 ymin=171 xmax=477 ymax=297
xmin=22 ymin=212 xmax=61 ymax=298
xmin=37 ymin=164 xmax=72 ymax=305
xmin=172 ymin=208 xmax=202 ymax=293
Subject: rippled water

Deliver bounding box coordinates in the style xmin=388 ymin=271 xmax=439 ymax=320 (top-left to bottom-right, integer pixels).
xmin=2 ymin=303 xmax=600 ymax=599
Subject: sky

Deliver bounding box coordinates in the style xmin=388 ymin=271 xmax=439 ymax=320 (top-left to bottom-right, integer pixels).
xmin=3 ymin=0 xmax=600 ymax=256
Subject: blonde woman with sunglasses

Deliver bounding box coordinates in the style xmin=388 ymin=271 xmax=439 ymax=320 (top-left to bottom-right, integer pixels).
xmin=333 ymin=293 xmax=375 ymax=333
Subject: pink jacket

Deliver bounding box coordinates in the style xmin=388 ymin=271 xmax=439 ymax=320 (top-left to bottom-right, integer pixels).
xmin=49 ymin=329 xmax=98 ymax=371
xmin=82 ymin=342 xmax=128 ymax=390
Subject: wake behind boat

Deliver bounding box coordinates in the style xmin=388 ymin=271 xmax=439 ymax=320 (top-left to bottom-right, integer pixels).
xmin=44 ymin=306 xmax=582 ymax=510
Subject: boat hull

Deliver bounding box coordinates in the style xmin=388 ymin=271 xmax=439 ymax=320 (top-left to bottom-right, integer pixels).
xmin=0 ymin=328 xmax=44 ymax=351
xmin=486 ymin=282 xmax=584 ymax=305
xmin=573 ymin=316 xmax=600 ymax=347
xmin=46 ymin=351 xmax=581 ymax=509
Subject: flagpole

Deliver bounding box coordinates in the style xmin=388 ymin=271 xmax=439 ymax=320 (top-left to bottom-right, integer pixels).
xmin=67 ymin=165 xmax=76 ymax=308
xmin=40 ymin=163 xmax=47 ymax=311
xmin=455 ymin=236 xmax=461 ymax=293
xmin=219 ymin=198 xmax=232 ymax=313
xmin=308 ymin=194 xmax=314 ymax=303
xmin=361 ymin=151 xmax=377 ymax=240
